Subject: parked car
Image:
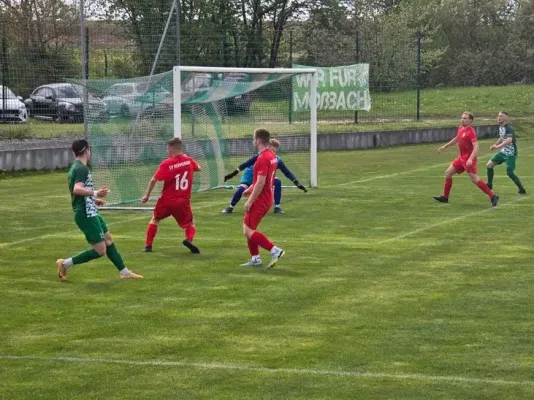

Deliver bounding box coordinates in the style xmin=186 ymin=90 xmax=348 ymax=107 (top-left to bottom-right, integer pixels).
xmin=140 ymin=73 xmax=252 ymax=119
xmin=24 ymin=83 xmax=108 ymax=123
xmin=220 ymin=72 xmax=252 ymax=114
xmin=0 ymin=85 xmax=28 ymax=123
xmin=102 ymin=82 xmax=171 ymax=118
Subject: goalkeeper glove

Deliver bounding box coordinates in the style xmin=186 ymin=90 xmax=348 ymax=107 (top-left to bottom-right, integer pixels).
xmin=293 ymin=180 xmax=308 ymax=193
xmin=224 ymin=169 xmax=239 ymax=182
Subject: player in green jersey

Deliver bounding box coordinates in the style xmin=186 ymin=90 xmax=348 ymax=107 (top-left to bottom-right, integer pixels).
xmin=56 ymin=139 xmax=143 ymax=281
xmin=487 ymin=112 xmax=526 ymax=194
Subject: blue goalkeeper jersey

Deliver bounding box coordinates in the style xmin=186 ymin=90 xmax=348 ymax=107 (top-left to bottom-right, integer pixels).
xmin=240 ymin=167 xmax=254 ymax=185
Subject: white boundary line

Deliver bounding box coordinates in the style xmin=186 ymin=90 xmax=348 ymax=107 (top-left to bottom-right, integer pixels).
xmin=1 ymin=355 xmax=533 ymax=387
xmin=378 ymin=195 xmax=530 ymax=245
xmin=0 ymin=201 xmax=221 ymax=249
xmin=327 ymin=142 xmax=534 ymax=189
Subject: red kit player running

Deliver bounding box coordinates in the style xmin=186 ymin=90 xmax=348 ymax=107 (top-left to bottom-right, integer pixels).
xmin=141 ymin=137 xmax=202 ymax=253
xmin=241 ymin=128 xmax=285 ymax=269
xmin=434 ymin=112 xmax=499 ymax=206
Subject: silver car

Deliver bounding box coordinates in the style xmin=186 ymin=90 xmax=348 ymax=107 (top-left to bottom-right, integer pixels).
xmin=0 ymin=86 xmax=28 ymax=123
xmin=103 ymin=82 xmax=171 ymax=118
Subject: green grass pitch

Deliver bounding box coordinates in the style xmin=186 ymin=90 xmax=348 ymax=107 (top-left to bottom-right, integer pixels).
xmin=1 ymin=137 xmax=534 ymax=399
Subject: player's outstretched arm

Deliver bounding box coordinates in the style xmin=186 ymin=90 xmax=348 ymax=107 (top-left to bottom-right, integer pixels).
xmin=224 ymin=154 xmax=259 ymax=182
xmin=438 ymin=136 xmax=458 ymax=153
xmin=277 ymin=159 xmax=307 ymax=192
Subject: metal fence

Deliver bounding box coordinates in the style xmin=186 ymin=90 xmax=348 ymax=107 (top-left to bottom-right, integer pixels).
xmin=0 ymin=23 xmax=424 ymax=132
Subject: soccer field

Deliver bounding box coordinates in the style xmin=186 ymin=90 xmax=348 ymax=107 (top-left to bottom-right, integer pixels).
xmin=1 ymin=138 xmax=534 ymax=399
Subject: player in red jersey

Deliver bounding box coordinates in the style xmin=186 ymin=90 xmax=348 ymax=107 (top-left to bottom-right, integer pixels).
xmin=434 ymin=112 xmax=499 ymax=206
xmin=241 ymin=128 xmax=285 ymax=269
xmin=141 ymin=137 xmax=202 ymax=253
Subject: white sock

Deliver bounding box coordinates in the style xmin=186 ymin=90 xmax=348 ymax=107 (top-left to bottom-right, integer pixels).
xmin=270 ymin=246 xmax=279 ymax=255
xmin=120 ymin=267 xmax=131 ymax=276
xmin=252 ymin=255 xmax=261 ymax=263
xmin=63 ymin=258 xmax=74 ymax=270
xmin=275 ymin=205 xmax=280 ymax=208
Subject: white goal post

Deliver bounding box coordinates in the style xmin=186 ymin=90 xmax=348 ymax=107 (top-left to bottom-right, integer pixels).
xmin=173 ymin=66 xmax=318 ymax=188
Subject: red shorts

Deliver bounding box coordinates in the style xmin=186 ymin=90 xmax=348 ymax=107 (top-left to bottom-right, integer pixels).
xmin=452 ymin=156 xmax=477 ymax=174
xmin=243 ymin=204 xmax=270 ymax=230
xmin=153 ymin=197 xmax=193 ymax=228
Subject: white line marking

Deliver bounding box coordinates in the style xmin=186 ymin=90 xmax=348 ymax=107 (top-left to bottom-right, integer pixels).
xmin=0 ymin=201 xmax=221 ymax=248
xmin=1 ymin=355 xmax=533 ymax=387
xmin=377 ymin=195 xmax=530 ymax=244
xmin=328 ymin=162 xmax=447 ymax=187
xmin=327 ymin=143 xmax=534 ymax=189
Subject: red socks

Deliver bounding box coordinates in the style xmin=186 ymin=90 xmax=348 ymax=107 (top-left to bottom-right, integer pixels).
xmin=250 ymin=231 xmax=274 ymax=252
xmin=476 ymin=180 xmax=494 ymax=198
xmin=444 ymin=178 xmax=453 ymax=198
xmin=247 ymin=238 xmax=259 ymax=256
xmin=185 ymin=225 xmax=196 ymax=242
xmin=145 ymin=223 xmax=158 ymax=247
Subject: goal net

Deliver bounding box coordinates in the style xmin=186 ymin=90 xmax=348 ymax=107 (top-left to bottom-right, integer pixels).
xmin=74 ymin=66 xmax=317 ymax=209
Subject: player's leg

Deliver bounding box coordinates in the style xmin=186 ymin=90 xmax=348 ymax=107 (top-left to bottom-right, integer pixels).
xmin=273 ymin=177 xmax=284 ymax=213
xmin=103 ymin=229 xmax=143 ymax=279
xmin=467 ymin=170 xmax=499 ymax=206
xmin=144 ymin=198 xmax=170 ymax=252
xmin=434 ymin=162 xmax=459 ymax=203
xmin=222 ymin=184 xmax=249 ymax=214
xmin=57 ymin=215 xmax=106 ymax=281
xmin=242 ymin=209 xmax=284 ymax=269
xmin=486 ymin=153 xmax=505 ymax=189
xmin=174 ymin=200 xmax=200 ymax=254
xmin=505 ymin=155 xmax=526 ymax=194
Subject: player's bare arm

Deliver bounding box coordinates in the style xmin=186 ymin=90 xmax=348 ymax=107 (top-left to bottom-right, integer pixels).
xmin=466 ymin=140 xmax=479 ymax=167
xmin=73 ymin=182 xmax=109 ymax=198
xmin=244 ymin=174 xmax=266 ymax=212
xmin=141 ymin=175 xmax=158 ymax=204
xmin=438 ymin=137 xmax=458 ymax=152
xmin=490 ymin=137 xmax=512 ymax=150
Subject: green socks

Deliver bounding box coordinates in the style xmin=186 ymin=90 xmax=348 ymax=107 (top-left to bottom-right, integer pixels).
xmin=509 ymin=173 xmax=525 ymax=191
xmin=106 ymin=243 xmax=126 ymax=271
xmin=72 ymin=249 xmax=101 ymax=265
xmin=487 ymin=168 xmax=494 ymax=187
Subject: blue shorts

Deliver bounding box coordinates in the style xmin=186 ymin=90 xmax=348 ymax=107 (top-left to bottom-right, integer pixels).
xmin=240 ymin=168 xmax=253 ymax=186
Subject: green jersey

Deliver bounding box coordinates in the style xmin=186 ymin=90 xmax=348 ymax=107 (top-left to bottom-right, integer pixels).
xmin=498 ymin=123 xmax=517 ymax=156
xmin=68 ymin=160 xmax=98 ymax=217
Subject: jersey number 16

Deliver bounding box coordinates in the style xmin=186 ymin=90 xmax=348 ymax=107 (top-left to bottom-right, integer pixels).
xmin=175 ymin=171 xmax=189 ymax=191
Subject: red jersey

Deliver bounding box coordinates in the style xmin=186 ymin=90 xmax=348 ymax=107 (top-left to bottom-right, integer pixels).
xmin=154 ymin=154 xmax=200 ymax=200
xmin=252 ymin=149 xmax=278 ymax=208
xmin=457 ymin=125 xmax=477 ymax=157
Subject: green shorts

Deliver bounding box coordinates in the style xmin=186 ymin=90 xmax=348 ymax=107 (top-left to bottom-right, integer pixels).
xmin=491 ymin=152 xmax=516 ymax=170
xmin=74 ymin=213 xmax=108 ymax=245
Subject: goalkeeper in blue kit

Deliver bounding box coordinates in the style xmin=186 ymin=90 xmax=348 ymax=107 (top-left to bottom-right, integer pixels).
xmin=222 ymin=139 xmax=308 ymax=214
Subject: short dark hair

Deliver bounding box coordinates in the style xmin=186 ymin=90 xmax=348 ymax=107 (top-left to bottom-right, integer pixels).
xmin=463 ymin=111 xmax=474 ymax=121
xmin=72 ymin=139 xmax=89 ymax=156
xmin=167 ymin=137 xmax=183 ymax=151
xmin=500 ymin=111 xmax=509 ymax=116
xmin=254 ymin=128 xmax=270 ymax=144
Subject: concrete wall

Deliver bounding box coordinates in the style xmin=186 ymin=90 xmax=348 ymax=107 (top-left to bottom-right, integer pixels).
xmin=0 ymin=125 xmax=496 ymax=171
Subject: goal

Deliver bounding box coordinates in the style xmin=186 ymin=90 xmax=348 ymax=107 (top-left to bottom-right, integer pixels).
xmin=79 ymin=66 xmax=318 ymax=209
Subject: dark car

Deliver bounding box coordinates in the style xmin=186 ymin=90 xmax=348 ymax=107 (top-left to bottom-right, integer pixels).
xmin=220 ymin=73 xmax=252 ymax=114
xmin=24 ymin=83 xmax=108 ymax=123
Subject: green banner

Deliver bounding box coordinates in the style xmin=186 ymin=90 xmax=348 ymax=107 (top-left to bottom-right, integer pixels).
xmin=292 ymin=64 xmax=371 ymax=112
